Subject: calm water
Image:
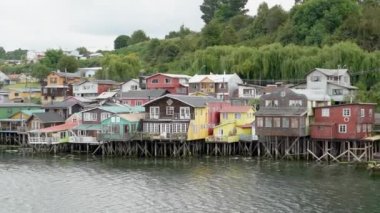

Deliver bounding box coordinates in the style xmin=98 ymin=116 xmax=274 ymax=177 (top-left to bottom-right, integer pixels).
xmin=0 ymin=150 xmax=379 ymax=213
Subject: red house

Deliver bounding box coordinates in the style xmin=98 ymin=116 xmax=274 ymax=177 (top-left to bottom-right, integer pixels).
xmin=146 ymin=73 xmax=191 ymax=95
xmin=311 ymin=103 xmax=376 ymax=140
xmin=206 ymin=102 xmax=233 ymax=134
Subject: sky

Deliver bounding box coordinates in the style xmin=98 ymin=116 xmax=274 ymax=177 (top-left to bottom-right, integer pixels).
xmin=0 ymin=0 xmax=293 ymax=52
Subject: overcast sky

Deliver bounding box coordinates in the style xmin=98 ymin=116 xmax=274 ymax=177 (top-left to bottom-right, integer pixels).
xmin=0 ymin=0 xmax=293 ymax=52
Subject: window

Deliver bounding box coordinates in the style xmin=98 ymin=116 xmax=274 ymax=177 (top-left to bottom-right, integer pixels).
xmin=360 ymin=108 xmax=365 ymax=117
xmin=31 ymin=120 xmax=40 ymax=130
xmin=289 ymin=100 xmax=302 ymax=107
xmin=223 ymin=113 xmax=228 ymax=119
xmin=291 ymin=118 xmax=299 ymax=128
xmin=83 ymin=112 xmax=97 ymax=121
xmin=166 ymin=106 xmax=174 ymax=115
xmin=136 ymin=101 xmax=142 ymax=106
xmin=50 ymin=77 xmax=57 ymax=84
xmin=322 ymin=108 xmax=330 ymax=117
xmin=368 ymin=124 xmax=372 ymax=133
xmin=180 ymin=107 xmax=190 ymax=119
xmin=101 ymin=112 xmax=110 ymax=120
xmin=357 ymin=124 xmax=361 ymax=133
xmin=265 ymin=100 xmax=278 ymax=107
xmin=274 ymin=117 xmax=281 ymax=128
xmin=362 ymin=124 xmax=367 ymax=133
xmin=311 ymin=76 xmax=320 ymax=82
xmin=369 ymin=109 xmax=373 ymax=117
xmin=343 ymin=108 xmax=351 ymax=117
xmin=151 ymin=79 xmax=159 ymax=84
xmin=131 ymin=85 xmax=138 ymax=90
xmin=332 ymin=89 xmax=343 ymax=95
xmin=165 ymin=78 xmax=171 ymax=84
xmin=338 ymin=124 xmax=347 ymax=133
xmin=235 ymin=113 xmax=241 ymax=119
xmin=150 ymin=107 xmax=160 ymax=119
xmin=265 ymin=117 xmax=272 ymax=127
xmin=257 ymin=117 xmax=263 ymax=127
xmin=243 ymin=89 xmax=255 ymax=96
xmin=282 ymin=118 xmax=289 ymax=128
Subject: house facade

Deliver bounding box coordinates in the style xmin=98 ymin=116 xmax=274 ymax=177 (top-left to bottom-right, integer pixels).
xmin=310 ymin=103 xmax=376 ymax=140
xmin=188 ymin=73 xmax=243 ymax=100
xmin=255 ymin=88 xmax=309 ymax=138
xmin=41 ymin=71 xmax=81 ymax=105
xmin=146 ymin=73 xmax=190 ymax=95
xmin=26 ymin=112 xmax=65 ymax=131
xmin=120 ymin=79 xmax=141 ymax=92
xmin=9 ymin=88 xmax=41 ymax=103
xmin=142 ymin=95 xmax=217 ymax=140
xmin=73 ymin=80 xmax=118 ymax=98
xmin=117 ymin=89 xmax=168 ymax=106
xmin=43 ymin=101 xmax=84 ymax=119
xmin=306 ymin=68 xmax=357 ymax=102
xmin=100 ymin=113 xmax=145 ymax=141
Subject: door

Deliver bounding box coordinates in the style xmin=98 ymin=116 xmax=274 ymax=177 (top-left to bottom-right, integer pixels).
xmin=124 ymin=125 xmax=129 ymax=138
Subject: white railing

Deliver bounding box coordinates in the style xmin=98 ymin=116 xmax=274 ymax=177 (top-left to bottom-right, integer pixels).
xmin=28 ymin=137 xmax=60 ymax=144
xmin=69 ymin=136 xmax=98 ymax=143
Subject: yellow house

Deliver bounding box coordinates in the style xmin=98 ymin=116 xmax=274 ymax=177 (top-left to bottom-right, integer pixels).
xmin=9 ymin=88 xmax=41 ymax=103
xmin=208 ymin=105 xmax=255 ymax=143
xmin=187 ymin=106 xmax=209 ymax=141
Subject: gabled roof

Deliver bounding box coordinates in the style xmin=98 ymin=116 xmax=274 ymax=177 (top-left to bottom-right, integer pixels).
xmin=308 ymin=68 xmax=349 ymax=77
xmin=105 ymin=113 xmax=145 ymax=122
xmin=29 ymin=122 xmax=78 ymax=133
xmin=64 ymin=96 xmax=95 ymax=103
xmin=189 ymin=73 xmax=242 ymax=83
xmin=90 ymin=105 xmax=145 ymax=114
xmin=43 ymin=100 xmax=83 ymax=109
xmin=292 ymin=89 xmax=331 ymax=101
xmin=121 ymin=79 xmax=139 ymax=85
xmin=147 ymin=73 xmax=191 ymax=79
xmin=18 ymin=109 xmax=45 ymax=116
xmin=97 ymin=92 xmax=117 ymax=99
xmin=219 ymin=105 xmax=253 ymax=113
xmin=53 ymin=71 xmax=81 ymax=78
xmin=29 ymin=112 xmax=65 ymax=123
xmin=143 ymin=94 xmax=218 ymax=108
xmin=327 ymin=81 xmax=358 ymax=90
xmin=118 ymin=89 xmax=167 ymax=99
xmin=73 ymin=79 xmax=118 ymax=86
xmin=0 ymin=103 xmax=41 ymax=108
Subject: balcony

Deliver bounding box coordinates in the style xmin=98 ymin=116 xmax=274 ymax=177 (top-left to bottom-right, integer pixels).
xmin=29 ymin=137 xmax=68 ymax=144
xmin=206 ymin=135 xmax=239 ymax=143
xmin=145 ymin=113 xmax=194 ymax=120
xmin=140 ymin=132 xmax=187 ymax=141
xmin=98 ymin=133 xmax=137 ymax=141
xmin=69 ymin=136 xmax=99 ymax=144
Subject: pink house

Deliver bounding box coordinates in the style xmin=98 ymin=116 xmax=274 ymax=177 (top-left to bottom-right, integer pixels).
xmin=146 ymin=73 xmax=191 ymax=95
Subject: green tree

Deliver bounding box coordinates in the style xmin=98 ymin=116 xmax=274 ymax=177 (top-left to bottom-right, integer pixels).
xmin=165 ymin=25 xmax=192 ymax=39
xmin=58 ymin=55 xmax=79 ymax=72
xmin=40 ymin=49 xmax=64 ymax=70
xmin=200 ymin=20 xmax=222 ymax=47
xmin=76 ymin=47 xmax=90 ymax=57
xmin=114 ymin=35 xmax=130 ymax=49
xmin=200 ymin=0 xmax=248 ymax=23
xmin=129 ymin=30 xmax=150 ymax=45
xmin=31 ymin=63 xmax=50 ymax=81
xmin=97 ymin=54 xmax=141 ymax=81
xmin=0 ymin=47 xmax=6 ymax=59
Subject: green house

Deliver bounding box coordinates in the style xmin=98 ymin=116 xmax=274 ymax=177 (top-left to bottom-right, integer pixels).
xmin=100 ymin=113 xmax=145 ymax=141
xmin=0 ymin=103 xmax=41 ymax=119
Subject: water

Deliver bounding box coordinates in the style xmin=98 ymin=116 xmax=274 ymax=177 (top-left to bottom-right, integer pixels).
xmin=0 ymin=151 xmax=379 ymax=213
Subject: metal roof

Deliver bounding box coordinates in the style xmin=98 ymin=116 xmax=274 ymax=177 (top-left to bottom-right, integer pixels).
xmin=43 ymin=101 xmax=83 ymax=109
xmin=118 ymin=89 xmax=167 ymax=99
xmin=73 ymin=124 xmax=102 ymax=131
xmin=189 ymin=73 xmax=242 ymax=83
xmin=219 ymin=106 xmax=253 ymax=113
xmin=143 ymin=94 xmax=219 ymax=108
xmin=29 ymin=122 xmax=78 ymax=133
xmin=30 ymin=112 xmax=65 ymax=123
xmin=256 ymin=107 xmax=308 ymax=117
xmin=147 ymin=73 xmax=191 ymax=79
xmin=0 ymin=103 xmax=41 ymax=108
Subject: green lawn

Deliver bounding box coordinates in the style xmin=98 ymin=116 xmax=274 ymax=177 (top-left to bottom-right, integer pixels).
xmin=3 ymin=82 xmax=41 ymax=90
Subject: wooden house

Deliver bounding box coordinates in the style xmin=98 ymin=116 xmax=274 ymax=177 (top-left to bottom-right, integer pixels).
xmin=41 ymin=71 xmax=81 ymax=105
xmin=73 ymin=80 xmax=118 ymax=98
xmin=207 ymin=106 xmax=255 ymax=143
xmin=306 ymin=68 xmax=357 ymax=102
xmin=9 ymin=88 xmax=41 ymax=103
xmin=120 ymin=79 xmax=141 ymax=92
xmin=311 ymin=103 xmax=376 ymax=140
xmin=142 ymin=94 xmax=217 ymax=140
xmin=73 ymin=105 xmax=145 ymax=142
xmin=188 ymin=73 xmax=243 ymax=100
xmin=146 ymin=73 xmax=190 ymax=95
xmin=100 ymin=113 xmax=145 ymax=141
xmin=28 ymin=122 xmax=79 ymax=145
xmin=43 ymin=100 xmax=84 ymax=119
xmin=117 ymin=89 xmax=168 ymax=106
xmin=255 ymin=88 xmax=309 ymax=138
xmin=26 ymin=112 xmax=65 ymax=131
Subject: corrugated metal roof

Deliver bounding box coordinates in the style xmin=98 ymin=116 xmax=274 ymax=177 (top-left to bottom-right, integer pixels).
xmin=73 ymin=124 xmax=102 ymax=131
xmin=31 ymin=112 xmax=65 ymax=123
xmin=256 ymin=107 xmax=307 ymax=116
xmin=30 ymin=122 xmax=78 ymax=133
xmin=20 ymin=109 xmax=45 ymax=116
xmin=118 ymin=89 xmax=167 ymax=99
xmin=143 ymin=94 xmax=218 ymax=108
xmin=148 ymin=73 xmax=191 ymax=79
xmin=219 ymin=106 xmax=253 ymax=113
xmin=189 ymin=73 xmax=242 ymax=83
xmin=0 ymin=103 xmax=41 ymax=108
xmin=98 ymin=106 xmax=145 ymax=114
xmin=97 ymin=92 xmax=117 ymax=99
xmin=315 ymin=68 xmax=348 ymax=76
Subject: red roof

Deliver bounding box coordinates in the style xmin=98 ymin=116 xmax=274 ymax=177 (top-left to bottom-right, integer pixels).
xmin=219 ymin=106 xmax=252 ymax=113
xmin=30 ymin=122 xmax=78 ymax=133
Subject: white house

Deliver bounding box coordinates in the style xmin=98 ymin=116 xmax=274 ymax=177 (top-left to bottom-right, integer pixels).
xmin=237 ymin=83 xmax=264 ymax=99
xmin=120 ymin=79 xmax=141 ymax=92
xmin=76 ymin=67 xmax=102 ymax=78
xmin=306 ymin=68 xmax=357 ymax=102
xmin=73 ymin=80 xmax=117 ymax=98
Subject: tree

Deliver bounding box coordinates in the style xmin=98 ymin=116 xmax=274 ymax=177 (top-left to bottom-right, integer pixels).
xmin=165 ymin=25 xmax=192 ymax=39
xmin=200 ymin=0 xmax=248 ymax=23
xmin=57 ymin=55 xmax=79 ymax=72
xmin=0 ymin=47 xmax=5 ymax=59
xmin=76 ymin=47 xmax=90 ymax=57
xmin=31 ymin=63 xmax=50 ymax=81
xmin=97 ymin=54 xmax=141 ymax=81
xmin=200 ymin=0 xmax=221 ymax=24
xmin=40 ymin=49 xmax=64 ymax=70
xmin=200 ymin=20 xmax=222 ymax=47
xmin=129 ymin=30 xmax=149 ymax=45
xmin=114 ymin=35 xmax=130 ymax=49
